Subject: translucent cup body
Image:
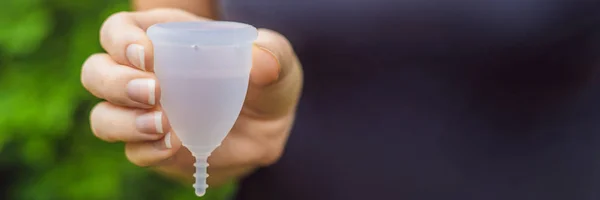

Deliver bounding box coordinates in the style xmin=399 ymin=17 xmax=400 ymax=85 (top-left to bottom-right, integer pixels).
xmin=147 ymin=21 xmax=257 ymax=196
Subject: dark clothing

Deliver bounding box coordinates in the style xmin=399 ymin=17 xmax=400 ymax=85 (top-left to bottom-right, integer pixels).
xmin=220 ymin=0 xmax=600 ymax=199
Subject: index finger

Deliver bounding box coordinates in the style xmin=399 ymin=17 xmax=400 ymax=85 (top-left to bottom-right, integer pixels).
xmin=99 ymin=9 xmax=205 ymax=72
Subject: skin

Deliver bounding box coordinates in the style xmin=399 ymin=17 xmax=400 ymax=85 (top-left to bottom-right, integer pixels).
xmin=132 ymin=0 xmax=221 ymax=19
xmin=81 ymin=5 xmax=303 ymax=187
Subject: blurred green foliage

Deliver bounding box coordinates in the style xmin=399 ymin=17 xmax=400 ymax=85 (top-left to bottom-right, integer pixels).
xmin=0 ymin=0 xmax=234 ymax=199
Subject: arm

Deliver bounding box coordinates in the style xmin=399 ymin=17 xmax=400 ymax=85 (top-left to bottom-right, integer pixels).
xmin=132 ymin=0 xmax=220 ymax=19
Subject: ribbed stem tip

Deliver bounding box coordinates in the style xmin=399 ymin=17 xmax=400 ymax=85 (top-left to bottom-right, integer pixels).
xmin=193 ymin=159 xmax=209 ymax=197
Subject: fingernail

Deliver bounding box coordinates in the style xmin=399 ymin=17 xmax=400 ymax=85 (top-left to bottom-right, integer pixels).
xmin=154 ymin=111 xmax=163 ymax=134
xmin=126 ymin=44 xmax=145 ymax=71
xmin=256 ymin=45 xmax=280 ymax=74
xmin=152 ymin=132 xmax=172 ymax=150
xmin=127 ymin=79 xmax=156 ymax=105
xmin=136 ymin=111 xmax=164 ymax=134
xmin=251 ymin=45 xmax=282 ymax=86
xmin=164 ymin=132 xmax=172 ymax=149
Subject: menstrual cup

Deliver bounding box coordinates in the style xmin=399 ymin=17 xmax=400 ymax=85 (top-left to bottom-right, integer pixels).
xmin=147 ymin=21 xmax=257 ymax=196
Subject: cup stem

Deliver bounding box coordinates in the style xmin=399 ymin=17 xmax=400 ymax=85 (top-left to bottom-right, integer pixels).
xmin=193 ymin=155 xmax=209 ymax=197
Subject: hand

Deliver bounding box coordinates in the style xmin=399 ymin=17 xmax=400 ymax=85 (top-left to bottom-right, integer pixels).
xmin=81 ymin=8 xmax=303 ymax=186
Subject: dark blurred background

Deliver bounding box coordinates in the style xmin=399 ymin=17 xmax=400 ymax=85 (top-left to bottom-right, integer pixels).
xmin=0 ymin=0 xmax=233 ymax=199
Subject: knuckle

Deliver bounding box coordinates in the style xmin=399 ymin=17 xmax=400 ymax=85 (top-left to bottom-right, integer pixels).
xmin=88 ymin=61 xmax=130 ymax=105
xmin=108 ymin=11 xmax=132 ymax=22
xmin=255 ymin=128 xmax=289 ymax=166
xmin=83 ymin=53 xmax=108 ymax=68
xmin=258 ymin=144 xmax=284 ymax=166
xmin=90 ymin=102 xmax=117 ymax=142
xmin=81 ymin=58 xmax=92 ymax=91
xmin=81 ymin=54 xmax=106 ymax=89
xmin=102 ymin=11 xmax=131 ymax=30
xmin=100 ymin=11 xmax=132 ymax=48
xmin=89 ymin=103 xmax=102 ymax=138
xmin=124 ymin=145 xmax=149 ymax=167
xmin=81 ymin=54 xmax=96 ymax=83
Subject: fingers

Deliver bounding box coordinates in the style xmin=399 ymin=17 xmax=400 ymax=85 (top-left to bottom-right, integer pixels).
xmin=99 ymin=9 xmax=204 ymax=72
xmin=81 ymin=53 xmax=160 ymax=107
xmin=250 ymin=45 xmax=280 ymax=87
xmin=250 ymin=29 xmax=297 ymax=87
xmin=90 ymin=102 xmax=170 ymax=142
xmin=244 ymin=29 xmax=303 ymax=118
xmin=100 ymin=11 xmax=153 ymax=71
xmin=125 ymin=132 xmax=182 ymax=167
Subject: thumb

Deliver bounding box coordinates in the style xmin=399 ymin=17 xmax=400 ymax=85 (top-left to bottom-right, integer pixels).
xmin=244 ymin=29 xmax=303 ymax=118
xmin=250 ymin=29 xmax=295 ymax=87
